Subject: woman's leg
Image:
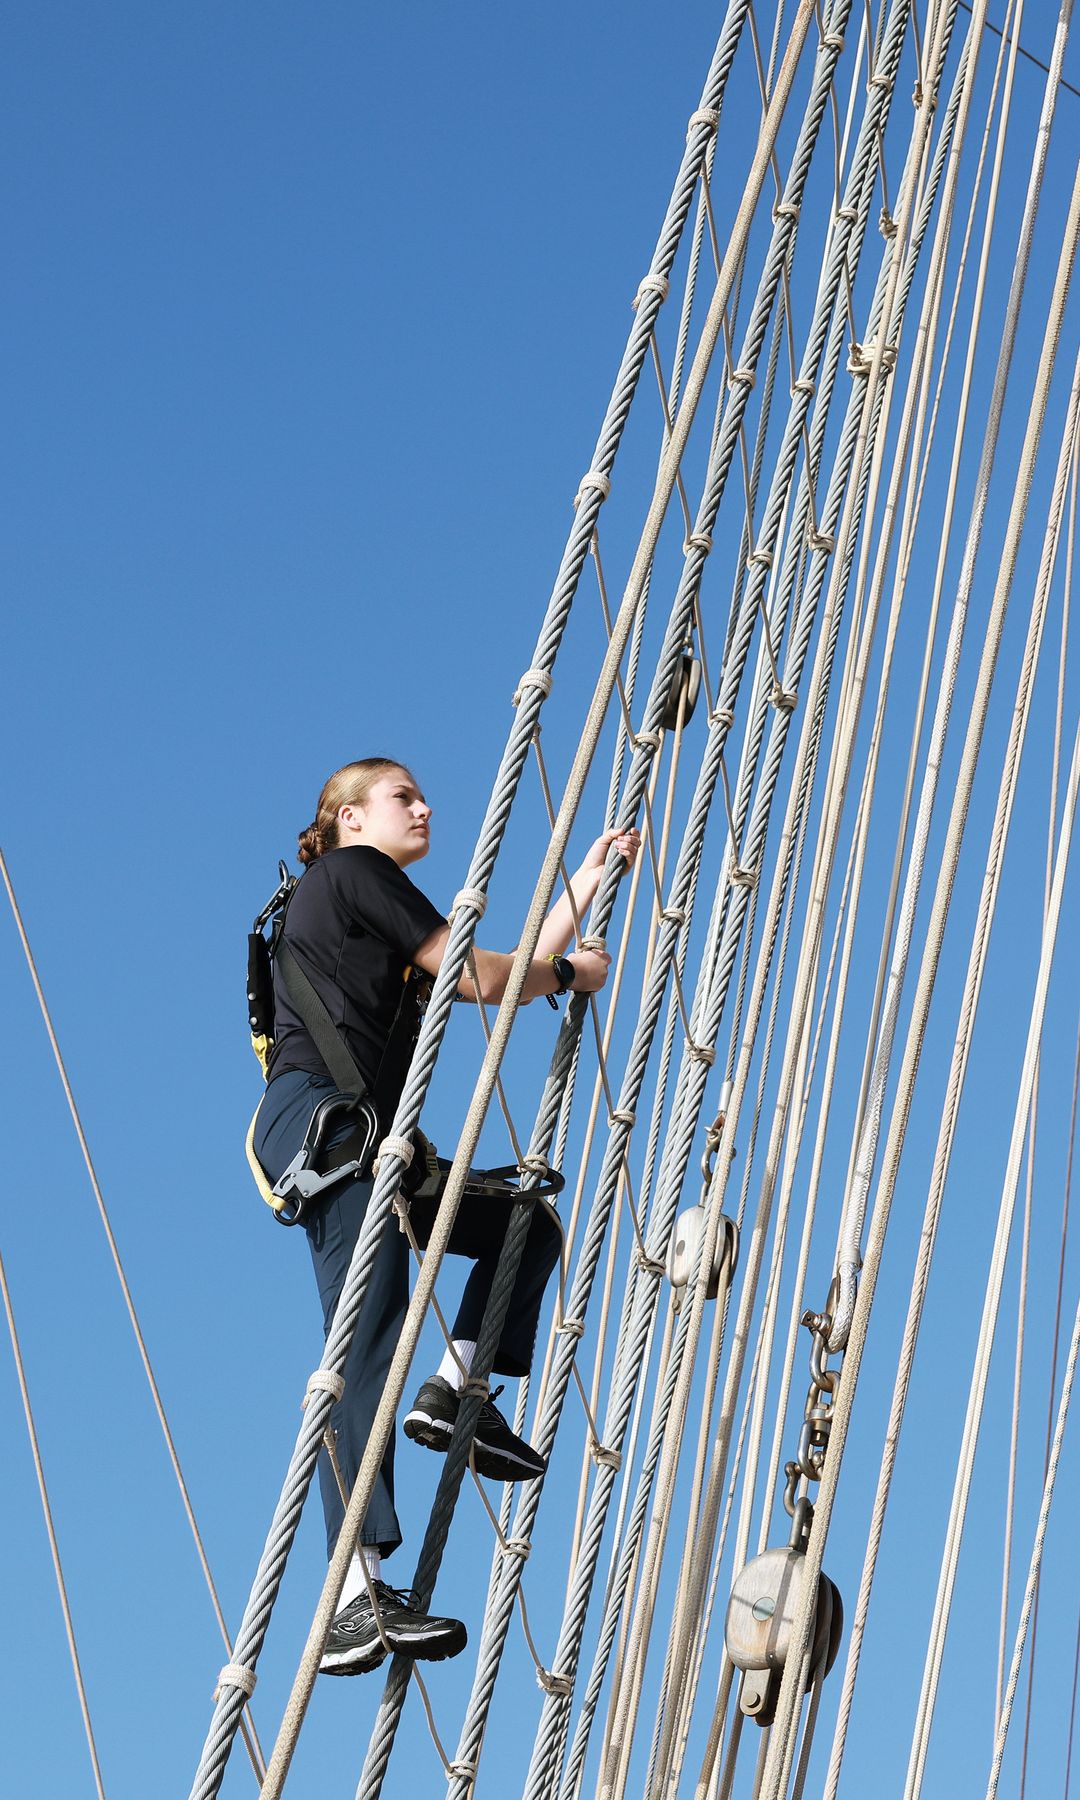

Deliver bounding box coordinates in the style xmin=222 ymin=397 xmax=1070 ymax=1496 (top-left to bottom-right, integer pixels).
xmin=412 ymin=1190 xmax=563 ymax=1378
xmin=254 ymin=1071 xmax=407 ymax=1558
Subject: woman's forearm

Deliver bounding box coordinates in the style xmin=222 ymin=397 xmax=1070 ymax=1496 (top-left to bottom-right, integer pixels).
xmin=534 ymin=866 xmax=602 ymax=959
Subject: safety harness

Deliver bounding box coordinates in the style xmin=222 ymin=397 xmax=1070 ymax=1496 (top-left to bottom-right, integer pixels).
xmin=245 ymin=864 xmax=564 ymax=1225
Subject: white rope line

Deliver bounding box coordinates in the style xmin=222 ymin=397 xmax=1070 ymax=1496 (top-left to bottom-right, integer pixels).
xmin=0 ymin=849 xmax=267 ymax=1785
xmin=821 ymin=339 xmax=1080 ymax=1799
xmin=0 ymin=1244 xmax=107 ymax=1799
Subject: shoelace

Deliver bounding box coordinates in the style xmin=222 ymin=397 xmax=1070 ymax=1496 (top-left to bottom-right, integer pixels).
xmin=478 ymin=1383 xmax=508 ymax=1428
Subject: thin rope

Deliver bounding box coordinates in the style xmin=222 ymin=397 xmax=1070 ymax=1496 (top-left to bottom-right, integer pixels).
xmin=0 ymin=848 xmax=266 ymax=1783
xmin=0 ymin=1243 xmax=107 ymax=1799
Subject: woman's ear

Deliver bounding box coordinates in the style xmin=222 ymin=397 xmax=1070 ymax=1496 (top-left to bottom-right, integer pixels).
xmin=338 ymin=802 xmax=364 ymax=838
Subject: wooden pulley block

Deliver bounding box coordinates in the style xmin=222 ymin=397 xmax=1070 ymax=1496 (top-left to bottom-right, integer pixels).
xmin=660 ymin=651 xmax=702 ymax=730
xmin=665 ymin=1205 xmax=738 ymax=1298
xmin=725 ymin=1546 xmax=843 ymax=1725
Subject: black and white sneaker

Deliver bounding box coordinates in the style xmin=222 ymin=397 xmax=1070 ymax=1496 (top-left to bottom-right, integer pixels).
xmin=404 ymin=1375 xmax=547 ymax=1483
xmin=319 ymin=1582 xmax=467 ymax=1676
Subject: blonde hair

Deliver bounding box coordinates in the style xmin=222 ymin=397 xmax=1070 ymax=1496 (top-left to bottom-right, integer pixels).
xmin=297 ymin=759 xmax=412 ymax=865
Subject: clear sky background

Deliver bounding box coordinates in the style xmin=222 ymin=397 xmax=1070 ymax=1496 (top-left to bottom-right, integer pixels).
xmin=3 ymin=5 xmax=1079 ymax=1798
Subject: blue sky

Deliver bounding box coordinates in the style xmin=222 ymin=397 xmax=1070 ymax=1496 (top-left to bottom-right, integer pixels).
xmin=3 ymin=5 xmax=1079 ymax=1797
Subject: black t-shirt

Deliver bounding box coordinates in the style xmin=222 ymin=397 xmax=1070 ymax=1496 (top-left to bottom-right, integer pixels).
xmin=266 ymin=846 xmax=446 ymax=1121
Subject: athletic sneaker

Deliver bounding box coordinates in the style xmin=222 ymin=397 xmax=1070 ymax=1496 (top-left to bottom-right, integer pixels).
xmin=319 ymin=1582 xmax=467 ymax=1676
xmin=403 ymin=1375 xmax=547 ymax=1483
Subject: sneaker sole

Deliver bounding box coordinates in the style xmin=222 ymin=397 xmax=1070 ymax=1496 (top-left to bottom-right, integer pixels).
xmin=403 ymin=1408 xmax=455 ymax=1451
xmin=319 ymin=1643 xmax=387 ymax=1676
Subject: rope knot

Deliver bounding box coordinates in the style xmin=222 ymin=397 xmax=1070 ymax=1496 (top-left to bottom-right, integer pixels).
xmin=513 ymin=667 xmax=553 ymax=706
xmin=635 ymin=1248 xmax=667 ymax=1276
xmin=684 ymin=529 xmax=713 ymax=556
xmin=728 ymin=366 xmax=756 ymax=390
xmin=711 ymin=705 xmax=736 ymax=730
xmin=633 ymin=728 xmax=662 ymax=754
xmin=215 ymin=1663 xmax=257 ymax=1700
xmin=661 ymin=904 xmax=686 ymax=927
xmin=793 ymin=376 xmax=815 ymax=397
xmin=633 ymin=272 xmax=669 ymax=308
xmin=558 ymin=1317 xmax=585 ymax=1340
xmin=748 ymin=546 xmax=773 ymax=570
xmin=836 ymin=204 xmax=858 ymax=224
xmin=449 ymin=1761 xmax=478 ymax=1780
xmin=537 ymin=1668 xmax=574 ymax=1697
xmin=730 ymin=865 xmax=758 ymax=890
xmin=687 ymin=1042 xmax=716 ymax=1067
xmin=374 ymin=1134 xmax=415 ymax=1176
xmin=500 ymin=1536 xmax=532 ymax=1561
xmin=821 ymin=30 xmax=845 ymax=50
xmin=807 ymin=525 xmax=835 ymax=553
xmin=770 ymin=685 xmax=797 ymax=712
xmin=521 ymin=1153 xmax=553 ymax=1179
xmin=579 ymin=934 xmax=606 ymax=955
xmin=609 ymin=1107 xmax=636 ymax=1129
xmin=686 ymin=106 xmax=719 ymax=138
xmin=591 ymin=1443 xmax=623 ymax=1471
xmin=880 ymin=208 xmax=898 ymax=239
xmin=773 ymin=200 xmax=800 ymax=223
xmin=573 ymin=469 xmax=611 ymax=509
xmin=450 ymin=886 xmax=488 ymax=920
xmin=462 ymin=1375 xmax=491 ymax=1399
xmin=303 ymin=1369 xmax=345 ymax=1407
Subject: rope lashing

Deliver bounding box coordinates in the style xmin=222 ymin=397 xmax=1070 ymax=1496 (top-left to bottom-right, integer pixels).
xmin=821 ymin=30 xmax=845 ymax=50
xmin=450 ymin=887 xmax=489 ymax=919
xmin=573 ymin=470 xmax=612 ymax=509
xmin=521 ymin=1153 xmax=554 ymax=1180
xmin=728 ymin=366 xmax=757 ymax=390
xmin=836 ymin=203 xmax=858 ymax=223
xmin=303 ymin=1370 xmax=345 ymax=1407
xmin=579 ymin=935 xmax=607 ymax=954
xmin=215 ymin=1665 xmax=256 ymax=1700
xmin=372 ymin=1135 xmax=414 ymax=1176
xmin=793 ymin=376 xmax=815 ymax=396
xmin=880 ymin=208 xmax=898 ymax=238
xmin=633 ymin=729 xmax=663 ymax=755
xmin=590 ymin=1443 xmax=623 ymax=1472
xmin=662 ymin=905 xmax=687 ymax=926
xmin=687 ymin=1042 xmax=717 ymax=1066
xmin=807 ymin=525 xmax=836 ymax=551
xmin=634 ymin=1248 xmax=667 ymax=1276
xmin=537 ymin=1669 xmax=574 ymax=1697
xmin=448 ymin=1762 xmax=478 ymax=1781
xmin=748 ymin=547 xmax=773 ymax=568
xmin=633 ymin=273 xmax=670 ymax=308
xmin=684 ymin=529 xmax=713 ymax=555
xmin=463 ymin=1376 xmax=491 ymax=1400
xmin=686 ymin=106 xmax=720 ymax=139
xmin=557 ymin=1318 xmax=586 ymax=1339
xmin=513 ymin=668 xmax=553 ymax=707
xmin=710 ymin=706 xmax=736 ymax=729
xmin=730 ymin=864 xmax=758 ymax=890
xmin=773 ymin=199 xmax=800 ymax=222
xmin=499 ymin=1537 xmax=532 ymax=1562
xmin=609 ymin=1108 xmax=637 ymax=1128
xmin=770 ymin=685 xmax=798 ymax=711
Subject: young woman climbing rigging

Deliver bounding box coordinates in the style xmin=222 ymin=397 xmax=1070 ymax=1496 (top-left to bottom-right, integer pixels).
xmin=251 ymin=758 xmax=639 ymax=1675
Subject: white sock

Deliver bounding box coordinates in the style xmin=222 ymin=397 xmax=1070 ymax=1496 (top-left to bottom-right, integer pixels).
xmin=437 ymin=1339 xmax=477 ymax=1393
xmin=338 ymin=1544 xmax=381 ymax=1609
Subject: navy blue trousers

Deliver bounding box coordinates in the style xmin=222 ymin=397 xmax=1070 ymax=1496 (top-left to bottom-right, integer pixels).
xmin=254 ymin=1070 xmax=562 ymax=1560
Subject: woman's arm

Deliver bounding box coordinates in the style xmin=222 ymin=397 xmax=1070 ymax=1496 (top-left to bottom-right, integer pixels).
xmin=411 ymin=828 xmax=639 ymax=1005
xmin=533 ymin=828 xmax=641 ymax=959
xmin=412 ymin=929 xmax=611 ymax=1005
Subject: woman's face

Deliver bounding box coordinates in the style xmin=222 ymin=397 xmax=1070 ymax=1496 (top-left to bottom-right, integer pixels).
xmin=339 ymin=769 xmax=432 ymax=867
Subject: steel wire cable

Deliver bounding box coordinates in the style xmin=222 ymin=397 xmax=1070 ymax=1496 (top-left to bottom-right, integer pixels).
xmin=758 ymin=101 xmax=1080 ymax=1800
xmin=821 ymin=341 xmax=1080 ymax=1799
xmin=186 ymin=15 xmax=762 ymax=1796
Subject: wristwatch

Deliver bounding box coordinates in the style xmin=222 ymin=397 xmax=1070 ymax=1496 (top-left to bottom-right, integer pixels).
xmin=546 ymin=953 xmax=576 ymax=1007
